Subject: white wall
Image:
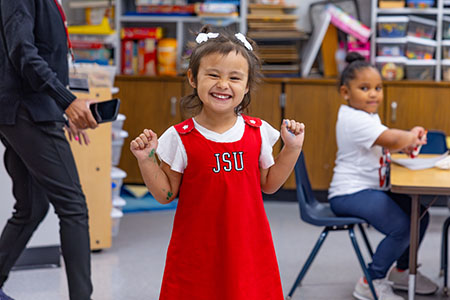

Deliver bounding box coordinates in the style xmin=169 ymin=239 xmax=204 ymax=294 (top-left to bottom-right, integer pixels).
xmin=0 ymin=144 xmax=59 ymax=248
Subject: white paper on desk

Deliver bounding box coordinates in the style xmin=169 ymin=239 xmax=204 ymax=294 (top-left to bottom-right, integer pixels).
xmin=392 ymin=152 xmax=449 ymax=170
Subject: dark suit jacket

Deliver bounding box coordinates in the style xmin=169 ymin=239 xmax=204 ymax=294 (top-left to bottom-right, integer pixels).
xmin=0 ymin=0 xmax=76 ymax=125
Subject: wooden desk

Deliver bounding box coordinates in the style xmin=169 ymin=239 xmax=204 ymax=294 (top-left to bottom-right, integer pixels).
xmin=390 ymin=154 xmax=450 ymax=300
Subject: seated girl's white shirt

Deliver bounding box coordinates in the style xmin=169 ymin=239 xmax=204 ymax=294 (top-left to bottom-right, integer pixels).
xmin=156 ymin=115 xmax=280 ymax=173
xmin=328 ymin=105 xmax=388 ymax=199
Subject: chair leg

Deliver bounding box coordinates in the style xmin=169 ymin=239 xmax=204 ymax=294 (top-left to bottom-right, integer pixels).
xmin=358 ymin=223 xmax=374 ymax=257
xmin=286 ymin=228 xmax=329 ymax=300
xmin=349 ymin=227 xmax=378 ymax=300
xmin=441 ymin=217 xmax=450 ymax=295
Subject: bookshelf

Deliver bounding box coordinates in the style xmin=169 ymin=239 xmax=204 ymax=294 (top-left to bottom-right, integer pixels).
xmin=370 ymin=0 xmax=447 ymax=81
xmin=115 ymin=0 xmax=248 ymax=73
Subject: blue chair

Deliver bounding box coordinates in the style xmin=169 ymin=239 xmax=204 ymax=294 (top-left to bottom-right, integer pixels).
xmin=420 ymin=130 xmax=448 ymax=154
xmin=286 ymin=153 xmax=377 ymax=300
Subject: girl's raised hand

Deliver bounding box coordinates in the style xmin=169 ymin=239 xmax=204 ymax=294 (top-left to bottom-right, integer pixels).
xmin=281 ymin=119 xmax=305 ymax=150
xmin=130 ymin=129 xmax=159 ymax=162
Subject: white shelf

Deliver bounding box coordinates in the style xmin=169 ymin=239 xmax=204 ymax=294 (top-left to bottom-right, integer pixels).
xmin=377 ymin=8 xmax=439 ymax=14
xmin=120 ymin=15 xmax=202 ymax=23
xmin=70 ymin=1 xmax=115 ymax=9
xmin=371 ymin=0 xmax=445 ymax=81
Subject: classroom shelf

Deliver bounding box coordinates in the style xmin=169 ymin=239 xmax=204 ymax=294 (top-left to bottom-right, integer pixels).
xmin=371 ymin=0 xmax=447 ymax=81
xmin=377 ymin=8 xmax=439 ymax=14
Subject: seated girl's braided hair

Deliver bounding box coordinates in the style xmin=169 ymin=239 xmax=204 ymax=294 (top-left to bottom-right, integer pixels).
xmin=339 ymin=52 xmax=374 ymax=89
xmin=181 ymin=25 xmax=262 ymax=118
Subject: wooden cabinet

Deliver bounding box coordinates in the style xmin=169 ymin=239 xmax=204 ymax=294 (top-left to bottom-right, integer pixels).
xmin=248 ymin=81 xmax=283 ymax=155
xmin=115 ymin=76 xmax=185 ymax=183
xmin=284 ymin=79 xmax=345 ymax=190
xmin=384 ymin=82 xmax=450 ymax=134
xmin=114 ymin=76 xmax=282 ymax=184
xmin=112 ymin=76 xmax=450 ymax=192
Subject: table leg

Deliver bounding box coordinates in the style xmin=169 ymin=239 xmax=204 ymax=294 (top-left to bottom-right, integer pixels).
xmin=408 ymin=194 xmax=420 ymax=300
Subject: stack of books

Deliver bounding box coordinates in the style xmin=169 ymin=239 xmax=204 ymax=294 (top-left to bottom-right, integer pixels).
xmin=247 ymin=3 xmax=307 ymax=76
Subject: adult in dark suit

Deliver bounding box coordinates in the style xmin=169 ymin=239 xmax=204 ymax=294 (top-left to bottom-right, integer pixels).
xmin=0 ymin=0 xmax=97 ymax=299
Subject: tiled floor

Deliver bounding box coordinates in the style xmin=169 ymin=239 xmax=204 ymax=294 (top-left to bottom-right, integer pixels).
xmin=2 ymin=202 xmax=449 ymax=300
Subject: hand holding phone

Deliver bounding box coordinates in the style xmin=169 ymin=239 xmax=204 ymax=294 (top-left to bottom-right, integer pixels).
xmin=89 ymin=98 xmax=120 ymax=124
xmin=65 ymin=98 xmax=98 ymax=129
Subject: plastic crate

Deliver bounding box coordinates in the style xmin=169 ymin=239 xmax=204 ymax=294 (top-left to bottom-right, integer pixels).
xmin=442 ymin=59 xmax=450 ymax=81
xmin=112 ymin=130 xmax=129 ymax=166
xmin=377 ymin=16 xmax=409 ymax=38
xmin=443 ymin=16 xmax=450 ymax=39
xmin=406 ymin=36 xmax=436 ymax=59
xmin=377 ymin=37 xmax=407 ymax=56
xmin=406 ymin=0 xmax=435 ymax=7
xmin=442 ymin=40 xmax=450 ymax=59
xmin=407 ymin=16 xmax=436 ymax=39
xmin=405 ymin=59 xmax=436 ymax=80
xmin=111 ymin=167 xmax=127 ymax=199
xmin=376 ymin=56 xmax=407 ymax=80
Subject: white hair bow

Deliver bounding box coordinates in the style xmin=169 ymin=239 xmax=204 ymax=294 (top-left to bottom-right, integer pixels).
xmin=235 ymin=33 xmax=253 ymax=51
xmin=195 ymin=32 xmax=219 ymax=44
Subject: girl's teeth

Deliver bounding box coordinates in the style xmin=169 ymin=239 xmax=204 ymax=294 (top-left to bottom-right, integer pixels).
xmin=213 ymin=93 xmax=229 ymax=99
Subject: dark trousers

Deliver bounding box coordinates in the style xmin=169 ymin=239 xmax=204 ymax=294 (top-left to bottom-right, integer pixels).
xmin=330 ymin=189 xmax=429 ymax=279
xmin=0 ymin=106 xmax=92 ymax=300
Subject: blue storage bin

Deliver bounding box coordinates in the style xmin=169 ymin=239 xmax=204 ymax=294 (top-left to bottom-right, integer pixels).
xmin=406 ymin=0 xmax=435 ymax=8
xmin=377 ymin=37 xmax=407 ymax=56
xmin=377 ymin=16 xmax=409 ymax=38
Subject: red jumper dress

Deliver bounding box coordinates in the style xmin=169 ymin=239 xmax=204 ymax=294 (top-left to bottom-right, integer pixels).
xmin=159 ymin=115 xmax=284 ymax=300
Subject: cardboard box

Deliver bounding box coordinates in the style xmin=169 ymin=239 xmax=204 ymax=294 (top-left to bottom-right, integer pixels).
xmin=138 ymin=38 xmax=157 ymax=76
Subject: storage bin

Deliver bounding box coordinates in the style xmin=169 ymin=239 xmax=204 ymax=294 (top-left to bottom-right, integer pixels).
xmin=405 ymin=59 xmax=436 ymax=80
xmin=112 ymin=114 xmax=126 ymax=131
xmin=112 ymin=129 xmax=128 ymax=141
xmin=376 ymin=56 xmax=407 ymax=80
xmin=379 ymin=0 xmax=405 ymax=8
xmin=406 ymin=0 xmax=435 ymax=8
xmin=377 ymin=37 xmax=407 ymax=56
xmin=112 ymin=130 xmax=129 ymax=166
xmin=407 ymin=16 xmax=436 ymax=39
xmin=377 ymin=16 xmax=409 ymax=38
xmin=406 ymin=36 xmax=436 ymax=59
xmin=72 ymin=47 xmax=113 ymax=66
xmin=442 ymin=40 xmax=450 ymax=59
xmin=442 ymin=59 xmax=450 ymax=81
xmin=112 ymin=196 xmax=127 ymax=208
xmin=111 ymin=167 xmax=127 ymax=199
xmin=443 ymin=16 xmax=450 ymax=39
xmin=111 ymin=207 xmax=123 ymax=237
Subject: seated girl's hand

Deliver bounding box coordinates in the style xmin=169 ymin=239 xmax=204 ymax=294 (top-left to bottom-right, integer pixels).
xmin=281 ymin=119 xmax=305 ymax=150
xmin=410 ymin=126 xmax=427 ymax=145
xmin=130 ymin=129 xmax=159 ymax=162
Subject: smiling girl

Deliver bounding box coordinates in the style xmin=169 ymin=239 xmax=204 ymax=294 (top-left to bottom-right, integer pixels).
xmin=328 ymin=52 xmax=437 ymax=300
xmin=130 ymin=26 xmax=305 ymax=300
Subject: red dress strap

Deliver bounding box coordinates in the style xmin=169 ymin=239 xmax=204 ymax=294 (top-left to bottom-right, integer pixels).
xmin=242 ymin=114 xmax=262 ymax=128
xmin=173 ymin=118 xmax=194 ymax=134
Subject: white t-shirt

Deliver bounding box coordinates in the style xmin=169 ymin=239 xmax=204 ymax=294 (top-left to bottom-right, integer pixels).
xmin=156 ymin=115 xmax=280 ymax=173
xmin=328 ymin=105 xmax=388 ymax=199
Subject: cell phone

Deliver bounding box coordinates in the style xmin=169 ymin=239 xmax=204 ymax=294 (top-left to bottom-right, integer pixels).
xmin=89 ymin=98 xmax=120 ymax=124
